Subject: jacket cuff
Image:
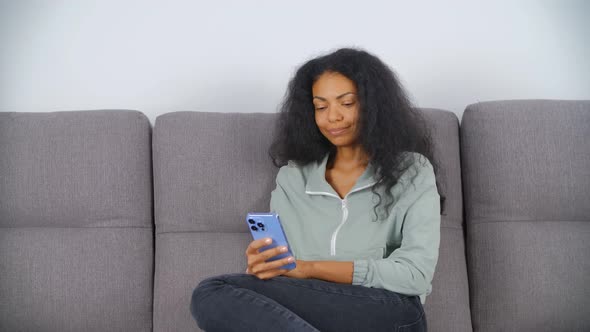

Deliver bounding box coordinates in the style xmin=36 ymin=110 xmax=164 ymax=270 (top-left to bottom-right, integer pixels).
xmin=352 ymin=260 xmax=369 ymax=285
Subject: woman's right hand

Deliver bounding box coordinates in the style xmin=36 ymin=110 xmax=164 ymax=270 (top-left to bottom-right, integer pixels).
xmin=245 ymin=237 xmax=295 ymax=280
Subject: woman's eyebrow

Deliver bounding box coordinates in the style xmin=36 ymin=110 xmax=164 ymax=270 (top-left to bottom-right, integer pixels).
xmin=313 ymin=92 xmax=356 ymax=101
xmin=336 ymin=92 xmax=355 ymax=99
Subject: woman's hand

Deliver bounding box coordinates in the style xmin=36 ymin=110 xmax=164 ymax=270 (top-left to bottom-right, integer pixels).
xmin=245 ymin=238 xmax=298 ymax=280
xmin=245 ymin=239 xmax=353 ymax=283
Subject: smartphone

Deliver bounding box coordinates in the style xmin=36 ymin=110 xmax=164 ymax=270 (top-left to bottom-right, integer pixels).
xmin=246 ymin=212 xmax=296 ymax=270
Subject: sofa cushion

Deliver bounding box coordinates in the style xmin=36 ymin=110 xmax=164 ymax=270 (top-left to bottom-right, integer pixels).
xmin=153 ymin=112 xmax=279 ymax=235
xmin=152 ymin=111 xmax=276 ymax=332
xmin=461 ymin=100 xmax=590 ymax=332
xmin=0 ymin=111 xmax=152 ymax=228
xmin=0 ymin=110 xmax=153 ymax=332
xmin=153 ymin=109 xmax=471 ymax=332
xmin=421 ymin=109 xmax=472 ymax=332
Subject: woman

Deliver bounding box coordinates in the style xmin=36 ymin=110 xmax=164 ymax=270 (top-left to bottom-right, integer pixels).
xmin=191 ymin=48 xmax=441 ymax=332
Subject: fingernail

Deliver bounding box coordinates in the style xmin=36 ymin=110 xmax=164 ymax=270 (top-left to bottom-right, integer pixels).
xmin=280 ymin=246 xmax=288 ymax=252
xmin=287 ymin=257 xmax=294 ymax=262
xmin=265 ymin=238 xmax=271 ymax=244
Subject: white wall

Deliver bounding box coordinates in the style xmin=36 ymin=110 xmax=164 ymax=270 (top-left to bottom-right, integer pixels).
xmin=1 ymin=0 xmax=588 ymax=125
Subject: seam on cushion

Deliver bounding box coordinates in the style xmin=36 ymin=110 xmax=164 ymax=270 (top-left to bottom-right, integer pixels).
xmin=468 ymin=219 xmax=589 ymax=225
xmin=440 ymin=217 xmax=464 ymax=230
xmin=441 ymin=225 xmax=463 ymax=230
xmin=155 ymin=215 xmax=463 ymax=233
xmin=155 ymin=225 xmax=463 ymax=236
xmin=156 ymin=230 xmax=248 ymax=235
xmin=0 ymin=225 xmax=152 ymax=229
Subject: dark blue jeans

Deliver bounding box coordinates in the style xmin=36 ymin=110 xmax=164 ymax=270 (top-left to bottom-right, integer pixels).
xmin=190 ymin=273 xmax=426 ymax=332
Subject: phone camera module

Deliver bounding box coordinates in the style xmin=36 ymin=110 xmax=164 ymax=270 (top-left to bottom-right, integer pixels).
xmin=250 ymin=225 xmax=258 ymax=231
xmin=248 ymin=219 xmax=256 ymax=224
xmin=257 ymin=223 xmax=264 ymax=228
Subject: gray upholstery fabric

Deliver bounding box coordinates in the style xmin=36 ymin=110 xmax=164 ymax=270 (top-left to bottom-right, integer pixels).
xmin=152 ymin=112 xmax=279 ymax=332
xmin=461 ymin=100 xmax=590 ymax=332
xmin=153 ymin=112 xmax=279 ymax=235
xmin=0 ymin=110 xmax=154 ymax=332
xmin=0 ymin=228 xmax=153 ymax=331
xmin=421 ymin=109 xmax=472 ymax=332
xmin=467 ymin=222 xmax=588 ymax=331
xmin=0 ymin=111 xmax=152 ymax=228
xmin=153 ymin=110 xmax=471 ymax=332
xmin=154 ymin=232 xmax=251 ymax=332
xmin=421 ymin=109 xmax=464 ymax=226
xmin=461 ymin=100 xmax=590 ymax=223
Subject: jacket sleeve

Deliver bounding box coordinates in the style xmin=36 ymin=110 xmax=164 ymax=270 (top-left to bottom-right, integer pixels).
xmin=352 ymin=160 xmax=441 ymax=297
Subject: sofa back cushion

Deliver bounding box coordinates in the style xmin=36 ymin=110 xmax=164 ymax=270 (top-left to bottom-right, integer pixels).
xmin=152 ymin=112 xmax=277 ymax=332
xmin=0 ymin=110 xmax=154 ymax=332
xmin=461 ymin=100 xmax=590 ymax=332
xmin=152 ymin=109 xmax=472 ymax=332
xmin=421 ymin=109 xmax=473 ymax=332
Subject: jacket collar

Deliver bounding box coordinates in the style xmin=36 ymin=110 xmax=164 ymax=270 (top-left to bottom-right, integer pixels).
xmin=305 ymin=153 xmax=377 ymax=198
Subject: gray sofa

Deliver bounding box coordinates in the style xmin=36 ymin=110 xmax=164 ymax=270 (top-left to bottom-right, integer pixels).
xmin=1 ymin=100 xmax=588 ymax=332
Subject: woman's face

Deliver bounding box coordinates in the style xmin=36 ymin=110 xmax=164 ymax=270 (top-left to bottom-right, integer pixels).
xmin=312 ymin=71 xmax=361 ymax=148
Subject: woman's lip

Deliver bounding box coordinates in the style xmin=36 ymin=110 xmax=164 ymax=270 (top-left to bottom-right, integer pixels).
xmin=328 ymin=127 xmax=349 ymax=135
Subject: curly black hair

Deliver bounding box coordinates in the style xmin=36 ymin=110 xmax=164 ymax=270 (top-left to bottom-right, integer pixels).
xmin=269 ymin=48 xmax=441 ymax=220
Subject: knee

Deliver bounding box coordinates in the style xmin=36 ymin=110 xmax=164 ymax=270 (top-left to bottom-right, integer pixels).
xmin=190 ymin=276 xmax=225 ymax=317
xmin=191 ymin=274 xmax=249 ymax=322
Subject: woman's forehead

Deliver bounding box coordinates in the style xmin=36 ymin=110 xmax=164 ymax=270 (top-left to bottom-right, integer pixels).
xmin=312 ymin=72 xmax=357 ymax=98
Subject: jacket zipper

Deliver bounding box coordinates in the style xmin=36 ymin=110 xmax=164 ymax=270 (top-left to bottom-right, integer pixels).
xmin=330 ymin=199 xmax=348 ymax=255
xmin=305 ymin=182 xmax=375 ymax=256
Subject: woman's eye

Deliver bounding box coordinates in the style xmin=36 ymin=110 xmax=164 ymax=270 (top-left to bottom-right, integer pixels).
xmin=315 ymin=106 xmax=327 ymax=111
xmin=343 ymin=102 xmax=355 ymax=107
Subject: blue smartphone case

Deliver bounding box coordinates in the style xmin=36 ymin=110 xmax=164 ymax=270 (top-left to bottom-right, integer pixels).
xmin=246 ymin=212 xmax=296 ymax=270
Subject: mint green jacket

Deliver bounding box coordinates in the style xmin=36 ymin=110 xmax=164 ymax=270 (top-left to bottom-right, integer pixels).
xmin=270 ymin=153 xmax=440 ymax=303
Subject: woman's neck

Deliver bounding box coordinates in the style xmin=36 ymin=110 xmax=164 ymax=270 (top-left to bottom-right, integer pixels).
xmin=330 ymin=145 xmax=369 ymax=171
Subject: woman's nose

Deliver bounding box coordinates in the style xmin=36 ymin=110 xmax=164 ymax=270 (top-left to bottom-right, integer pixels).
xmin=327 ymin=106 xmax=343 ymax=122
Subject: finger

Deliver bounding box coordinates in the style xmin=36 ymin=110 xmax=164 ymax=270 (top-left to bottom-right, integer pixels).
xmin=261 ymin=256 xmax=295 ymax=272
xmin=250 ymin=256 xmax=294 ymax=274
xmin=245 ymin=238 xmax=272 ymax=255
xmin=260 ymin=245 xmax=289 ymax=261
xmin=249 ymin=245 xmax=288 ymax=267
xmin=255 ymin=269 xmax=289 ymax=280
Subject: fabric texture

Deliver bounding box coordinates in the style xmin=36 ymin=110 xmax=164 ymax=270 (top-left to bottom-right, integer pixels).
xmin=461 ymin=100 xmax=590 ymax=332
xmin=0 ymin=228 xmax=153 ymax=332
xmin=461 ymin=100 xmax=590 ymax=223
xmin=0 ymin=110 xmax=154 ymax=332
xmin=152 ymin=111 xmax=279 ymax=234
xmin=0 ymin=110 xmax=152 ymax=228
xmin=153 ymin=232 xmax=251 ymax=332
xmin=420 ymin=109 xmax=472 ymax=332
